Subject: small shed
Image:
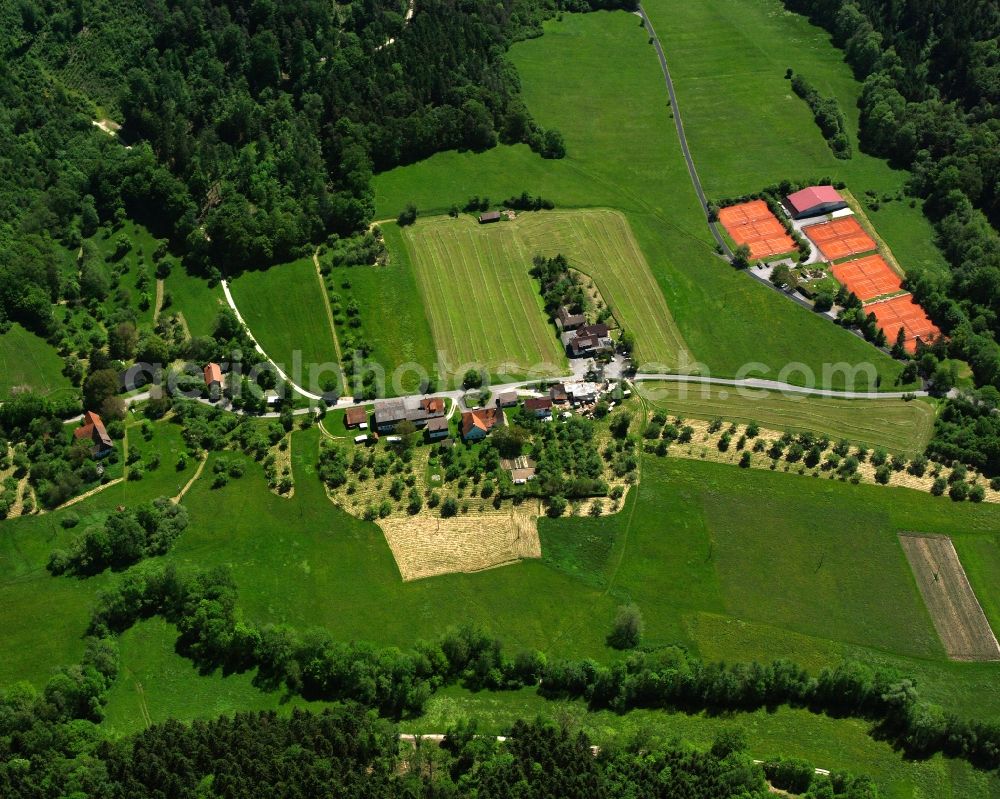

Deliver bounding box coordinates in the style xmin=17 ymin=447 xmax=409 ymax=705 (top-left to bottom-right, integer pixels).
xmin=478 ymin=211 xmax=501 ymax=224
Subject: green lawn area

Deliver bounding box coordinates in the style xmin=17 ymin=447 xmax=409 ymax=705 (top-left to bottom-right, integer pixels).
xmin=3 ymin=413 xmax=999 ymax=796
xmin=640 ymin=381 xmax=936 ymax=456
xmin=228 ymin=257 xmax=339 ymax=391
xmin=642 ymin=0 xmax=950 ymax=283
xmin=399 ymin=215 xmax=567 ymax=382
xmin=373 ymin=11 xmax=915 ymax=391
xmin=163 ymin=266 xmax=224 ymax=339
xmin=328 ymin=224 xmax=439 ymax=395
xmin=394 ymin=208 xmax=688 ymax=379
xmin=0 ymin=323 xmax=73 ymax=399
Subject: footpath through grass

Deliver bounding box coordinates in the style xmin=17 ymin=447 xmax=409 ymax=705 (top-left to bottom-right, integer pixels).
xmin=228 ymin=258 xmax=339 ymax=384
xmin=639 ymin=381 xmax=936 ymax=456
xmin=373 ymin=11 xmax=913 ymax=391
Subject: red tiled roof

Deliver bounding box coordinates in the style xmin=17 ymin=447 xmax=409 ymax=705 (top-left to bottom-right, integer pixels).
xmin=524 ymin=397 xmax=552 ymax=411
xmin=345 ymin=406 xmax=368 ymax=426
xmin=204 ymin=363 xmax=223 ymax=386
xmin=461 ymin=408 xmax=499 ymax=437
xmin=787 ymin=186 xmax=844 ymax=212
xmin=74 ymin=411 xmax=113 ymax=450
xmin=420 ymin=397 xmax=445 ymax=414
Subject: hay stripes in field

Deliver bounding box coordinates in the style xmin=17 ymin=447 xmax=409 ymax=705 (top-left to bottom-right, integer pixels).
xmin=899 ymin=533 xmax=1000 ymax=662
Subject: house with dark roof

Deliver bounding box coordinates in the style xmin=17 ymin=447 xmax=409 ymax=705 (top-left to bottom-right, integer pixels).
xmin=549 ymin=383 xmax=569 ymax=404
xmin=563 ymin=323 xmax=613 ymax=358
xmin=344 ymin=405 xmax=368 ymax=428
xmin=785 ymin=186 xmax=848 ymax=219
xmin=523 ymin=397 xmax=553 ymax=418
xmin=73 ymin=411 xmax=114 ymax=457
xmin=425 ymin=416 xmax=450 ymax=440
xmin=555 ymin=306 xmax=586 ymax=332
xmin=461 ymin=408 xmax=501 ymax=440
xmin=495 ymin=391 xmax=519 ymax=408
xmin=373 ymin=396 xmax=446 ymax=432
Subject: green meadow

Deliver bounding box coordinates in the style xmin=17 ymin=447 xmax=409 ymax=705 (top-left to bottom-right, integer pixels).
xmin=228 ymin=257 xmax=340 ymax=385
xmin=2 ymin=411 xmax=999 ymax=796
xmin=163 ymin=266 xmax=224 ymax=339
xmin=639 ymin=381 xmax=936 ymax=456
xmin=0 ymin=323 xmax=73 ymax=399
xmin=329 ymin=223 xmax=438 ymax=394
xmin=642 ymin=0 xmax=949 ymax=281
xmin=374 ymin=12 xmax=914 ymax=391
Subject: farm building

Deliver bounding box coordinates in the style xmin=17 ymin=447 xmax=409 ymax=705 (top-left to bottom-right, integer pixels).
xmin=555 ymin=306 xmax=586 ymax=332
xmin=563 ymin=323 xmax=613 ymax=358
xmin=344 ymin=405 xmax=368 ymax=428
xmin=73 ymin=411 xmax=114 ymax=457
xmin=786 ymin=186 xmax=848 ymax=219
xmin=373 ymin=396 xmax=446 ymax=432
xmin=478 ymin=211 xmax=501 ymax=224
xmin=523 ymin=397 xmax=553 ymax=418
xmin=203 ymin=362 xmax=223 ymax=390
xmin=495 ymin=391 xmax=519 ymax=408
xmin=461 ymin=408 xmax=501 ymax=440
xmin=549 ymin=383 xmax=569 ymax=404
xmin=425 ymin=417 xmax=449 ymax=440
xmin=564 ymin=381 xmax=600 ymax=404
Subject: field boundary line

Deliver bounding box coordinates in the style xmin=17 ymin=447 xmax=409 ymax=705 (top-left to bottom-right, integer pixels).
xmin=313 ymin=249 xmax=347 ymax=393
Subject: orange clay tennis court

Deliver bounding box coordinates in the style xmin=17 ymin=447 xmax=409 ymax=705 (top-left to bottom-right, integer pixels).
xmin=803 ymin=217 xmax=876 ymax=261
xmin=718 ymin=200 xmax=796 ymax=259
xmin=831 ymin=255 xmax=903 ymax=302
xmin=867 ymin=294 xmax=941 ymax=353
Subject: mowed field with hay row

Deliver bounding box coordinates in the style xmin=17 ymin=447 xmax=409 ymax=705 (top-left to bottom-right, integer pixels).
xmin=396 ymin=209 xmax=687 ymax=376
xmin=375 ymin=12 xmax=916 ymax=391
xmin=401 ymin=215 xmax=566 ymax=380
xmin=516 ymin=209 xmax=688 ymax=367
xmin=899 ymin=534 xmax=1000 ymax=662
xmin=639 ymin=381 xmax=936 ymax=456
xmin=227 ymin=257 xmax=340 ymax=379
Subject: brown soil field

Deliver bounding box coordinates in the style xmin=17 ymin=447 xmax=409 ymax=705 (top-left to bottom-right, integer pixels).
xmin=899 ymin=533 xmax=1000 ymax=661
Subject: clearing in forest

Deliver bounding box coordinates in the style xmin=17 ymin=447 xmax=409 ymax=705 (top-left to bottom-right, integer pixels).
xmin=899 ymin=533 xmax=1000 ymax=662
xmin=400 ymin=210 xmax=686 ymax=379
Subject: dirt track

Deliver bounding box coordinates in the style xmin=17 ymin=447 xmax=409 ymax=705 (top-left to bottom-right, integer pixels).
xmin=899 ymin=533 xmax=1000 ymax=661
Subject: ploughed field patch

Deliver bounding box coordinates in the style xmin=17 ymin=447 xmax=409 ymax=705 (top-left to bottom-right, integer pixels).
xmin=899 ymin=533 xmax=1000 ymax=662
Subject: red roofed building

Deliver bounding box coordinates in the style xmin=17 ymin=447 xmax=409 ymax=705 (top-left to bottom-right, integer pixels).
xmin=204 ymin=363 xmax=223 ymax=389
xmin=344 ymin=405 xmax=368 ymax=428
xmin=461 ymin=408 xmax=501 ymax=441
xmin=786 ymin=186 xmax=848 ymax=219
xmin=73 ymin=411 xmax=114 ymax=457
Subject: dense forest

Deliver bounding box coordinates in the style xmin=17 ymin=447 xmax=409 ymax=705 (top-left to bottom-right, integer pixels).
xmin=782 ymin=0 xmax=1000 ymax=391
xmin=0 ymin=701 xmax=882 ymax=798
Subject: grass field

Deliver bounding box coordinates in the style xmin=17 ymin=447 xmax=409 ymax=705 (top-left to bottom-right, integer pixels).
xmin=643 ymin=0 xmax=950 ymax=282
xmin=0 ymin=323 xmax=73 ymax=399
xmin=396 ymin=209 xmax=686 ymax=376
xmin=163 ymin=267 xmax=224 ymax=338
xmin=2 ymin=413 xmax=999 ymax=795
xmin=228 ymin=258 xmax=339 ymax=389
xmin=328 ymin=224 xmax=438 ymax=394
xmin=400 ymin=215 xmax=567 ymax=381
xmin=640 ymin=381 xmax=936 ymax=456
xmin=373 ymin=12 xmax=915 ymax=391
